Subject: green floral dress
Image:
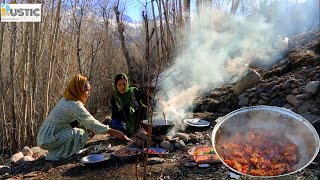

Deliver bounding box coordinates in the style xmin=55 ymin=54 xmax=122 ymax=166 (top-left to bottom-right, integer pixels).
xmin=37 ymin=97 xmax=109 ymax=161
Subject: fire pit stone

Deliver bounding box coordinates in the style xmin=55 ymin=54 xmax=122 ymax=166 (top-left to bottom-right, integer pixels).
xmin=173 ymin=133 xmax=190 ymax=143
xmin=160 ymin=141 xmax=174 ymax=152
xmin=173 ymin=140 xmax=186 ymax=149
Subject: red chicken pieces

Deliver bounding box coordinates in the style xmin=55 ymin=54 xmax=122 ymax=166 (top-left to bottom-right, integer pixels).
xmin=218 ymin=128 xmax=298 ymax=176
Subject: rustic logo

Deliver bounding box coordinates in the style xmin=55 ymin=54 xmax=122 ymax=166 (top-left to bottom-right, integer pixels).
xmin=1 ymin=3 xmax=41 ymax=22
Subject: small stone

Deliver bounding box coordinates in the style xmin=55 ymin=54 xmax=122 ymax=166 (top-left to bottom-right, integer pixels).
xmin=269 ymin=85 xmax=279 ymax=93
xmin=250 ymin=98 xmax=259 ymax=103
xmin=257 ymin=100 xmax=268 ymax=105
xmin=148 ymin=157 xmax=165 ymax=165
xmin=283 ymin=88 xmax=293 ymax=94
xmin=11 ymin=152 xmax=24 ymax=163
xmin=292 ymin=88 xmax=300 ymax=94
xmin=286 ymin=94 xmax=304 ymax=108
xmin=22 ymin=155 xmax=35 ymax=162
xmin=296 ymin=93 xmax=312 ymax=100
xmin=261 ymin=96 xmax=271 ymax=102
xmin=168 ymin=137 xmax=180 ymax=143
xmin=174 ymin=140 xmax=186 ymax=149
xmin=238 ymin=96 xmax=250 ymax=106
xmin=0 ymin=166 xmax=11 ymax=175
xmin=281 ymin=81 xmax=291 ymax=89
xmin=21 ymin=146 xmax=33 ymax=157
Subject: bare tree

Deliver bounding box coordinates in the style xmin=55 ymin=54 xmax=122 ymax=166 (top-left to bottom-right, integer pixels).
xmin=114 ymin=2 xmax=140 ymax=85
xmin=178 ymin=0 xmax=183 ymax=27
xmin=74 ymin=0 xmax=85 ymax=74
xmin=0 ymin=22 xmax=9 ymax=155
xmin=43 ymin=0 xmax=62 ymax=120
xmin=183 ymin=0 xmax=191 ymax=32
xmin=9 ymin=22 xmax=18 ymax=154
xmin=231 ymin=0 xmax=241 ymax=15
xmin=161 ymin=0 xmax=175 ymax=56
xmin=151 ymin=0 xmax=161 ymax=69
xmin=88 ymin=33 xmax=103 ymax=81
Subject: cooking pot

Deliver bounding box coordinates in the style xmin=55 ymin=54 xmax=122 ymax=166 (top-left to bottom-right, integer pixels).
xmin=142 ymin=119 xmax=174 ymax=135
xmin=212 ymin=105 xmax=320 ymax=178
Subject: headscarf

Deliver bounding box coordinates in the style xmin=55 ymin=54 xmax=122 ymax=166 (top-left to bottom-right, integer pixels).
xmin=63 ymin=75 xmax=87 ymax=104
xmin=113 ymin=73 xmax=137 ymax=136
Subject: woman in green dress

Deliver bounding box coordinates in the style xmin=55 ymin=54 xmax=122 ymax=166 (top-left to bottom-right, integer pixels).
xmin=37 ymin=75 xmax=130 ymax=161
xmin=110 ymin=73 xmax=147 ymax=137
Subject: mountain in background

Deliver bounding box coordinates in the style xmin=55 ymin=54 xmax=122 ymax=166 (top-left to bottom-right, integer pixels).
xmin=122 ymin=14 xmax=137 ymax=24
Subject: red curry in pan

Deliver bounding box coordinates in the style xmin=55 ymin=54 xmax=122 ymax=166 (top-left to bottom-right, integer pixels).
xmin=218 ymin=128 xmax=298 ymax=176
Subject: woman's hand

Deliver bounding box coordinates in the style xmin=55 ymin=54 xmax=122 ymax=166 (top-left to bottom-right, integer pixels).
xmin=136 ymin=128 xmax=149 ymax=140
xmin=107 ymin=129 xmax=133 ymax=141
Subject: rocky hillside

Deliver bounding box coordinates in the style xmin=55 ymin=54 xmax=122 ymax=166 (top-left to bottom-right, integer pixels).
xmin=193 ymin=28 xmax=320 ymax=131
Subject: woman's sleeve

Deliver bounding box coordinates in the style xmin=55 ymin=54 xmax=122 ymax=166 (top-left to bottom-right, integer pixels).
xmin=134 ymin=88 xmax=147 ymax=107
xmin=71 ymin=103 xmax=109 ymax=134
xmin=111 ymin=95 xmax=128 ymax=122
xmin=111 ymin=96 xmax=120 ymax=119
xmin=134 ymin=88 xmax=147 ymax=123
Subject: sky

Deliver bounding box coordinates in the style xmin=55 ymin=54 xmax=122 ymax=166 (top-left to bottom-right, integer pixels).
xmin=123 ymin=0 xmax=197 ymax=22
xmin=123 ymin=0 xmax=310 ymax=22
xmin=123 ymin=0 xmax=160 ymax=22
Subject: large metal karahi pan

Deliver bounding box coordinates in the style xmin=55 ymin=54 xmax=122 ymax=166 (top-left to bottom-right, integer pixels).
xmin=212 ymin=105 xmax=320 ymax=178
xmin=142 ymin=119 xmax=174 ymax=135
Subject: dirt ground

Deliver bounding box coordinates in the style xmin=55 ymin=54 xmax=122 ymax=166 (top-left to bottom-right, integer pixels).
xmin=3 ymin=119 xmax=320 ymax=180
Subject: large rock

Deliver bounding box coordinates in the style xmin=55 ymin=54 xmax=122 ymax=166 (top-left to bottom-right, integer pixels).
xmin=160 ymin=141 xmax=174 ymax=152
xmin=234 ymin=69 xmax=261 ymax=95
xmin=305 ymin=81 xmax=320 ymax=94
xmin=173 ymin=133 xmax=190 ymax=143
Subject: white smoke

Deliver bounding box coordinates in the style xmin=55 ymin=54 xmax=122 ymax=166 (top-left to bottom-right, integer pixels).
xmin=153 ymin=1 xmax=318 ymax=133
xmin=272 ymin=0 xmax=320 ymax=36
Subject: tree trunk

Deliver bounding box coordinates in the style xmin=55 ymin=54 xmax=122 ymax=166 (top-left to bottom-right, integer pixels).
xmin=178 ymin=0 xmax=183 ymax=27
xmin=76 ymin=6 xmax=84 ymax=75
xmin=113 ymin=5 xmax=138 ymax=85
xmin=157 ymin=0 xmax=168 ymax=65
xmin=9 ymin=22 xmax=18 ymax=154
xmin=43 ymin=0 xmax=62 ymax=120
xmin=21 ymin=22 xmax=30 ymax=147
xmin=0 ymin=22 xmax=9 ymax=154
xmin=231 ymin=0 xmax=241 ymax=15
xmin=183 ymin=0 xmax=191 ymax=32
xmin=28 ymin=20 xmax=38 ymax=146
xmin=160 ymin=0 xmax=175 ymax=66
xmin=88 ymin=33 xmax=102 ymax=81
xmin=151 ymin=1 xmax=162 ymax=69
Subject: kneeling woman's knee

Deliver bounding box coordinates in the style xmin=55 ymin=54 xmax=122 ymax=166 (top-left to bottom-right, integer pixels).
xmin=110 ymin=119 xmax=126 ymax=133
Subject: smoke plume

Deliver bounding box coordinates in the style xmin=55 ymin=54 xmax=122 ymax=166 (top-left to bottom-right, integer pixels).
xmin=153 ymin=1 xmax=318 ymax=134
